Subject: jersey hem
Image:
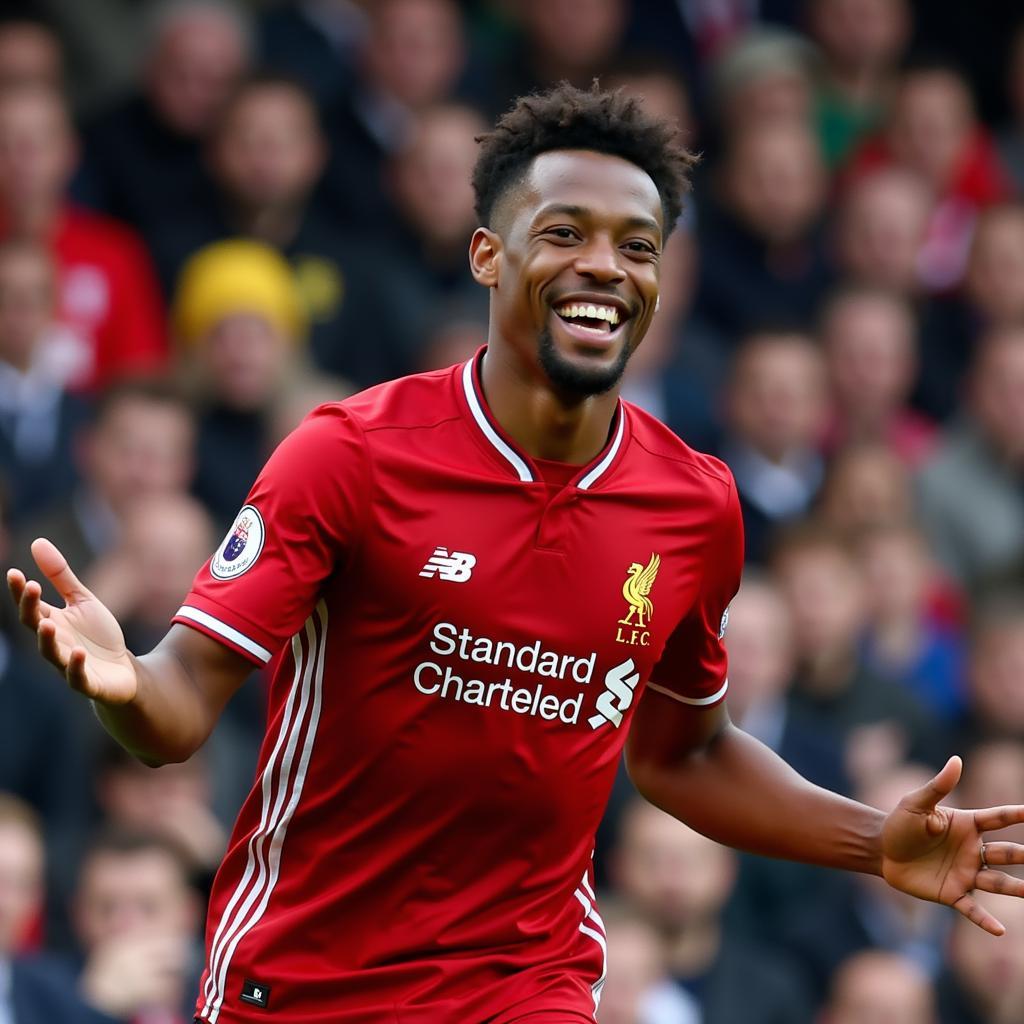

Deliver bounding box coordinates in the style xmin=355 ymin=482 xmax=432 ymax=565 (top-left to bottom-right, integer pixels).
xmin=645 ymin=677 xmax=729 ymax=707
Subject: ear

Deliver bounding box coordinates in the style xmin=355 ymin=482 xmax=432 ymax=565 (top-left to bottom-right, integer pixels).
xmin=469 ymin=227 xmax=501 ymax=288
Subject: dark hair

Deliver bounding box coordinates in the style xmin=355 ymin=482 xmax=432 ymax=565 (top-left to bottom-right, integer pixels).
xmin=472 ymin=81 xmax=697 ymax=231
xmin=92 ymin=376 xmax=192 ymax=427
xmin=215 ymin=70 xmax=320 ymax=134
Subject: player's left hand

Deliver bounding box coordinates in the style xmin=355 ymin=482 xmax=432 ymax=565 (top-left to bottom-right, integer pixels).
xmin=882 ymin=755 xmax=1024 ymax=935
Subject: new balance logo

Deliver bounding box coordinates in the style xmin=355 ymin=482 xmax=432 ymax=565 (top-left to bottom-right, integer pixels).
xmin=419 ymin=547 xmax=477 ymax=583
xmin=588 ymin=658 xmax=641 ymax=730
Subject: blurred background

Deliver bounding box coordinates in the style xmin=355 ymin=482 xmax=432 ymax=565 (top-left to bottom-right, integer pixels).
xmin=0 ymin=1 xmax=1022 ymax=1022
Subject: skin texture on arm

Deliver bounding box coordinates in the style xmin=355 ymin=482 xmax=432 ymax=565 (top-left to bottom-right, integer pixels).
xmin=626 ymin=688 xmax=1024 ymax=935
xmin=8 ymin=538 xmax=252 ymax=766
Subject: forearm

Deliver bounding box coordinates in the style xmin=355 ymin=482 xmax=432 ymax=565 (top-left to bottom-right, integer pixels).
xmin=628 ymin=721 xmax=885 ymax=876
xmin=92 ymin=646 xmax=218 ymax=766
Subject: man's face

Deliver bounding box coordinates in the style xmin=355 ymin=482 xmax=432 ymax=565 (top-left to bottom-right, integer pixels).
xmin=0 ymin=246 xmax=54 ymax=368
xmin=480 ymin=149 xmax=663 ymax=398
xmin=74 ymin=850 xmax=194 ymax=949
xmin=0 ymin=89 xmax=74 ymax=207
xmin=0 ymin=821 xmax=43 ymax=954
xmin=213 ymin=87 xmax=324 ymax=209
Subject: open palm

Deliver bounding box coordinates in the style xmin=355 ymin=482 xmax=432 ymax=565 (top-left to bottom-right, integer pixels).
xmin=882 ymin=756 xmax=1024 ymax=935
xmin=7 ymin=538 xmax=137 ymax=704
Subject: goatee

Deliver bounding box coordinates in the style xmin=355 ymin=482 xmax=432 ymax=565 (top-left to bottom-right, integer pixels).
xmin=538 ymin=328 xmax=633 ymax=398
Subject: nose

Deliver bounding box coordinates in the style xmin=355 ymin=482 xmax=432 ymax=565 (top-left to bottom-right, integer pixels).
xmin=573 ymin=234 xmax=625 ymax=284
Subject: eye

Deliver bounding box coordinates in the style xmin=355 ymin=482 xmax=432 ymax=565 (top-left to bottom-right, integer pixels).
xmin=624 ymin=240 xmax=658 ymax=256
xmin=544 ymin=227 xmax=579 ymax=242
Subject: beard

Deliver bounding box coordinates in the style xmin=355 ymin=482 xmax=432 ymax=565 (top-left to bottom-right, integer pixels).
xmin=538 ymin=326 xmax=635 ymax=398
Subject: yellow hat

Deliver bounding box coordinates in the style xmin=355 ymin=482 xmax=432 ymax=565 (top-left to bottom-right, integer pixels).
xmin=173 ymin=238 xmax=307 ymax=345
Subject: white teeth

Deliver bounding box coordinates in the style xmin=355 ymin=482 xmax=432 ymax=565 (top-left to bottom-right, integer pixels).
xmin=555 ymin=302 xmax=623 ymax=326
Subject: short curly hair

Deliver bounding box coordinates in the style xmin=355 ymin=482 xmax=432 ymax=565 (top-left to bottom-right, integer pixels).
xmin=472 ymin=81 xmax=696 ymax=232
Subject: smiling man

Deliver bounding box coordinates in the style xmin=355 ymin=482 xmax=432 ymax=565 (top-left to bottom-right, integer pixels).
xmin=9 ymin=84 xmax=1024 ymax=1024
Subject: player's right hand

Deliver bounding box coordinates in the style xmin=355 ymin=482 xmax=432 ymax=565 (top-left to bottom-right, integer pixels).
xmin=7 ymin=537 xmax=138 ymax=705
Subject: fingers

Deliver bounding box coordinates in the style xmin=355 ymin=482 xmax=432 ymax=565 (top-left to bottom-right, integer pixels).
xmin=978 ymin=842 xmax=1024 ymax=866
xmin=15 ymin=577 xmax=53 ymax=631
xmin=975 ymin=805 xmax=1024 ymax=832
xmin=953 ymin=893 xmax=1006 ymax=936
xmin=901 ymin=755 xmax=963 ymax=813
xmin=976 ymin=870 xmax=1024 ymax=899
xmin=30 ymin=537 xmax=89 ymax=603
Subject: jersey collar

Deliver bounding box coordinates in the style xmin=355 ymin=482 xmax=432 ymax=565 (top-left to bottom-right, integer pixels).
xmin=458 ymin=348 xmax=629 ymax=490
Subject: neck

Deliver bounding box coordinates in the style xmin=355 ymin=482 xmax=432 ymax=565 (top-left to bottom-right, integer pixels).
xmin=480 ymin=343 xmax=619 ymax=464
xmin=4 ymin=196 xmax=60 ymax=238
xmin=228 ymin=200 xmax=303 ymax=248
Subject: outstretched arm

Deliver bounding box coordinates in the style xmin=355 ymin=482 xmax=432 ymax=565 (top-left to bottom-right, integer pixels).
xmin=8 ymin=538 xmax=253 ymax=766
xmin=626 ymin=691 xmax=1024 ymax=935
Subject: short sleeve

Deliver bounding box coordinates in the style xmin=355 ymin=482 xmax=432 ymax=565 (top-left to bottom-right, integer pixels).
xmin=173 ymin=404 xmax=369 ymax=664
xmin=646 ymin=473 xmax=744 ymax=707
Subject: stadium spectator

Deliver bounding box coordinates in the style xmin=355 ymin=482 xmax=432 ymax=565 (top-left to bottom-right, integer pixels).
xmin=0 ymin=17 xmax=63 ymax=91
xmin=957 ymin=738 xmax=1024 ymax=847
xmin=603 ymin=54 xmax=695 ymax=148
xmin=172 ymin=238 xmax=319 ymax=530
xmin=78 ymin=0 xmax=252 ymax=239
xmin=780 ymin=765 xmax=953 ymax=999
xmin=620 ymin=230 xmax=729 ymax=453
xmin=857 ymin=524 xmax=968 ymax=722
xmin=771 ymin=523 xmax=942 ymax=787
xmin=319 ymin=0 xmax=467 ymax=227
xmin=820 ymin=285 xmax=936 ymax=465
xmin=833 ymin=167 xmax=933 ymax=297
xmin=917 ymin=327 xmax=1024 ymax=585
xmin=935 ymin=889 xmax=1024 ymax=1024
xmin=485 ymin=0 xmax=628 ymax=119
xmin=94 ymin=739 xmax=227 ymax=885
xmin=696 ymin=120 xmax=833 ymax=343
xmin=817 ymin=442 xmax=915 ymax=538
xmin=597 ymin=905 xmax=699 ymax=1024
xmin=821 ymin=950 xmax=936 ymax=1024
xmin=0 ymin=794 xmax=110 ymax=1023
xmin=153 ymin=73 xmax=397 ymax=386
xmin=11 ymin=378 xmax=196 ymax=610
xmin=708 ymin=27 xmax=817 ymax=138
xmin=377 ymin=102 xmax=489 ymax=376
xmin=959 ymin=594 xmax=1024 ymax=747
xmin=73 ymin=829 xmax=202 ymax=1024
xmin=718 ymin=330 xmax=829 ymax=562
xmin=0 ymin=240 xmax=88 ymax=525
xmin=844 ymin=60 xmax=1012 ymax=292
xmin=610 ymin=797 xmax=815 ymax=1024
xmin=807 ymin=0 xmax=911 ymax=167
xmin=0 ymin=84 xmax=168 ymax=393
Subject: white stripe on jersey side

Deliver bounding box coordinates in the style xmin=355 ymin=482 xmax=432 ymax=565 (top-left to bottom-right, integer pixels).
xmin=646 ymin=677 xmax=729 ymax=706
xmin=175 ymin=605 xmax=273 ymax=663
xmin=574 ymin=870 xmax=607 ymax=1013
xmin=461 ymin=359 xmax=534 ymax=482
xmin=199 ymin=607 xmax=321 ymax=1018
xmin=208 ymin=601 xmax=329 ymax=1023
xmin=576 ymin=406 xmax=625 ymax=491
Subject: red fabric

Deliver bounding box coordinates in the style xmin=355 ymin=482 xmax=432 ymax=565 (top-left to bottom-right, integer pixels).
xmin=0 ymin=204 xmax=168 ymax=392
xmin=176 ymin=353 xmax=742 ymax=1023
xmin=843 ymin=127 xmax=1012 ymax=208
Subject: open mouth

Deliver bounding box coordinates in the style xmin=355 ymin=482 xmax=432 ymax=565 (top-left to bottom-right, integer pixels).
xmin=552 ymin=301 xmax=627 ymax=337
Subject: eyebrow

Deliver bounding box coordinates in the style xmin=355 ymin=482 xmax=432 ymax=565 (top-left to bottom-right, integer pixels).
xmin=533 ymin=203 xmax=662 ymax=237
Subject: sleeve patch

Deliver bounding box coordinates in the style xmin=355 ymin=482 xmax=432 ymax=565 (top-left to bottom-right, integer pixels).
xmin=211 ymin=505 xmax=266 ymax=581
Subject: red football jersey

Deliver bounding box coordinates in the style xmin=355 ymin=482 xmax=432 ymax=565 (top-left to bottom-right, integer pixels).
xmin=175 ymin=352 xmax=743 ymax=1024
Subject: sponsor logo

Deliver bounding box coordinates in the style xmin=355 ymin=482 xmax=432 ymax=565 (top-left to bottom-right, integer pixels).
xmin=419 ymin=547 xmax=477 ymax=582
xmin=616 ymin=553 xmax=660 ymax=647
xmin=588 ymin=659 xmax=641 ymax=730
xmin=210 ymin=505 xmax=265 ymax=581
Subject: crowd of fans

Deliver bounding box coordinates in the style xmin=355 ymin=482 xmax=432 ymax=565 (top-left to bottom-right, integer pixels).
xmin=0 ymin=0 xmax=1023 ymax=1021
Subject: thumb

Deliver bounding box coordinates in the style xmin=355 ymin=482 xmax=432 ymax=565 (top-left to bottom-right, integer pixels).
xmin=30 ymin=538 xmax=91 ymax=603
xmin=901 ymin=755 xmax=963 ymax=813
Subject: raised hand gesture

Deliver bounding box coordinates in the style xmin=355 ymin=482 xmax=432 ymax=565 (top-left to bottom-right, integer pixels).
xmin=7 ymin=537 xmax=138 ymax=705
xmin=882 ymin=755 xmax=1024 ymax=935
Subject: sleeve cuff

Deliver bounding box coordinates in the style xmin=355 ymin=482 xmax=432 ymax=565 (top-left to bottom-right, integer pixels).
xmin=172 ymin=604 xmax=273 ymax=665
xmin=645 ymin=677 xmax=729 ymax=707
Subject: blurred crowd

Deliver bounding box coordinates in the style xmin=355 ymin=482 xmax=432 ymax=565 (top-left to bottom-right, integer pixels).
xmin=0 ymin=0 xmax=1023 ymax=1022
